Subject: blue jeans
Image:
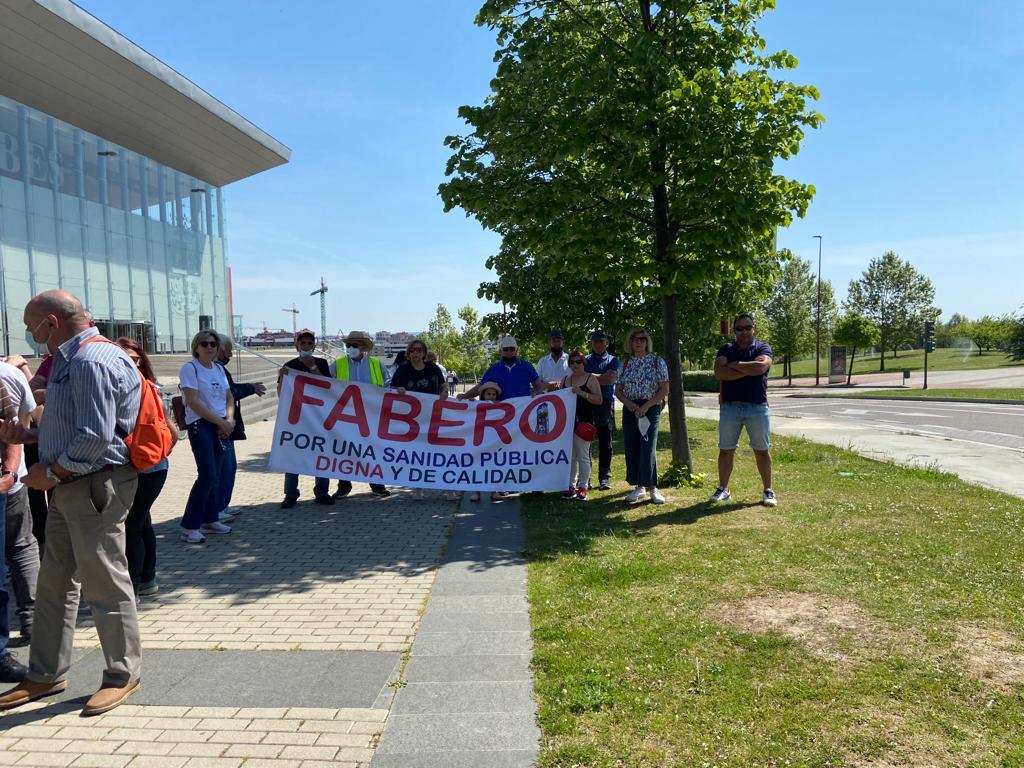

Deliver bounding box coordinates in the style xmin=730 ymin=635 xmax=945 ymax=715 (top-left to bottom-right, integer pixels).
xmin=284 ymin=473 xmax=329 ymax=500
xmin=622 ymin=401 xmax=662 ymax=488
xmin=182 ymin=420 xmax=228 ymax=530
xmin=0 ymin=492 xmax=10 ymax=656
xmin=718 ymin=402 xmax=771 ymax=451
xmin=216 ymin=440 xmax=237 ymax=511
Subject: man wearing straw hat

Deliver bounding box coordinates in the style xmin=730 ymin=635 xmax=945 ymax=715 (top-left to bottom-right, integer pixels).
xmin=328 ymin=331 xmax=392 ymax=498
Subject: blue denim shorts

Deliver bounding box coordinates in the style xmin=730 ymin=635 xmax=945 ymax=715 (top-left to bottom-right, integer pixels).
xmin=719 ymin=401 xmax=771 ymax=451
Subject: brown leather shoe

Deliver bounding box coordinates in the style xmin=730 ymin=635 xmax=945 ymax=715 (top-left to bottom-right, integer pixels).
xmin=0 ymin=679 xmax=68 ymax=710
xmin=81 ymin=680 xmax=139 ymax=716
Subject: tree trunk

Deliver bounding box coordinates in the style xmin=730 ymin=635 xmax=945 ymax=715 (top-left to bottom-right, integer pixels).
xmin=787 ymin=356 xmax=792 ymax=387
xmin=847 ymin=347 xmax=856 ymax=385
xmin=661 ymin=293 xmax=692 ymax=475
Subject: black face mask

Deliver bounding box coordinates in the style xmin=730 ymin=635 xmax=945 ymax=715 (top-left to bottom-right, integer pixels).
xmin=502 ymin=354 xmax=518 ymax=365
xmin=550 ymin=346 xmax=563 ymax=357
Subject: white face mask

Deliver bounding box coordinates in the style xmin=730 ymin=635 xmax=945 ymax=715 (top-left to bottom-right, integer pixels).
xmin=637 ymin=415 xmax=651 ymax=440
xmin=346 ymin=345 xmax=362 ymax=360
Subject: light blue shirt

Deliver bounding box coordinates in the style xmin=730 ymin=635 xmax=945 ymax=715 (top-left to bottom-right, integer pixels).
xmin=38 ymin=327 xmax=141 ymax=475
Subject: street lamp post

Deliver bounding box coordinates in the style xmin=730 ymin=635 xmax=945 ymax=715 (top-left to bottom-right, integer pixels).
xmin=813 ymin=235 xmax=823 ymax=386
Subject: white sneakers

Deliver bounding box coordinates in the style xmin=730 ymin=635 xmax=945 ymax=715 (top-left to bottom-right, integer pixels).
xmin=650 ymin=489 xmax=665 ymax=505
xmin=625 ymin=487 xmax=648 ymax=503
xmin=200 ymin=521 xmax=232 ymax=534
xmin=708 ymin=487 xmax=731 ymax=503
xmin=180 ymin=530 xmax=205 ymax=545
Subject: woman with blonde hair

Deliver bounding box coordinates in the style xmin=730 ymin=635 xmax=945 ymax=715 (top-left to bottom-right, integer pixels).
xmin=614 ymin=328 xmax=670 ymax=504
xmin=178 ymin=331 xmax=234 ymax=544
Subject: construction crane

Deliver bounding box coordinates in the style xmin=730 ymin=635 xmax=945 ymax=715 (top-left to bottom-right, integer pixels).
xmin=282 ymin=304 xmax=299 ymax=338
xmin=309 ymin=277 xmax=328 ymax=345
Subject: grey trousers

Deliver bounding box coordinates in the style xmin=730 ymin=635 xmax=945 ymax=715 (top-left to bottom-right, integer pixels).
xmin=28 ymin=465 xmax=141 ymax=687
xmin=4 ymin=487 xmax=40 ymax=632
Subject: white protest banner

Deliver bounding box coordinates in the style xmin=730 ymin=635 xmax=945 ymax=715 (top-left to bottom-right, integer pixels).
xmin=269 ymin=372 xmax=577 ymax=491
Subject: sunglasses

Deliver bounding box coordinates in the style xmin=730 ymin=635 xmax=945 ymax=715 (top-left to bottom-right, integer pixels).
xmin=569 ymin=359 xmax=584 ymax=365
xmin=501 ymin=347 xmax=517 ymax=352
xmin=198 ymin=340 xmax=218 ymax=348
xmin=734 ymin=325 xmax=753 ymax=331
xmin=630 ymin=336 xmax=647 ymax=342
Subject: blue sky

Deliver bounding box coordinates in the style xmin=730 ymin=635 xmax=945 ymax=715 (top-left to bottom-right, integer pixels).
xmin=81 ymin=0 xmax=1023 ymax=335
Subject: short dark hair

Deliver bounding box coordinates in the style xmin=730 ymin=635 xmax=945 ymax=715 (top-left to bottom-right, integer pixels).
xmin=734 ymin=314 xmax=755 ymax=328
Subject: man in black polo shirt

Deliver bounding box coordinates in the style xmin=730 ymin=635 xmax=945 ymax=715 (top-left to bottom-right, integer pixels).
xmin=277 ymin=330 xmax=333 ymax=508
xmin=710 ymin=314 xmax=777 ymax=507
xmin=583 ymin=330 xmax=619 ymax=490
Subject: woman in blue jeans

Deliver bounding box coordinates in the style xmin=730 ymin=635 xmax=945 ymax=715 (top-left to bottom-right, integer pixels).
xmin=117 ymin=337 xmax=179 ymax=592
xmin=615 ymin=328 xmax=670 ymax=505
xmin=178 ymin=331 xmax=234 ymax=544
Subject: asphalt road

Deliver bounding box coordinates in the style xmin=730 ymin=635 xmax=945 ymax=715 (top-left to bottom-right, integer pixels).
xmin=691 ymin=396 xmax=1024 ymax=452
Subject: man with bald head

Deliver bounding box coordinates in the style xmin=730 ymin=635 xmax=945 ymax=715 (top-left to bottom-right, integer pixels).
xmin=0 ymin=290 xmax=143 ymax=715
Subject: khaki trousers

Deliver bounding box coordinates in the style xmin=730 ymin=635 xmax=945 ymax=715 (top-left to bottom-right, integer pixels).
xmin=28 ymin=464 xmax=141 ymax=687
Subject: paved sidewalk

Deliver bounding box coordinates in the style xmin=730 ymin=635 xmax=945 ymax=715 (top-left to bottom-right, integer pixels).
xmin=1 ymin=420 xmax=481 ymax=767
xmin=372 ymin=494 xmax=539 ymax=767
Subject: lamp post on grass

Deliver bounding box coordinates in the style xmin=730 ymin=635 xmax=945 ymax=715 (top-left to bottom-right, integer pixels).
xmin=813 ymin=234 xmax=823 ymax=386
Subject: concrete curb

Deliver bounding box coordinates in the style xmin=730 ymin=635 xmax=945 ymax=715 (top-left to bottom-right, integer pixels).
xmin=785 ymin=393 xmax=1023 ymax=406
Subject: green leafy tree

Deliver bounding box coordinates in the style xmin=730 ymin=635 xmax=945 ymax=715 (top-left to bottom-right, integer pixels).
xmin=844 ymin=252 xmax=939 ymax=371
xmin=763 ymin=251 xmax=815 ymax=384
xmin=423 ymin=304 xmax=461 ymax=371
xmin=456 ymin=304 xmax=492 ymax=379
xmin=440 ymin=0 xmax=821 ymax=475
xmin=1008 ymin=314 xmax=1024 ymax=361
xmin=962 ymin=313 xmax=1019 ymax=356
xmin=936 ymin=312 xmax=969 ymax=348
xmin=833 ymin=313 xmax=880 ymax=385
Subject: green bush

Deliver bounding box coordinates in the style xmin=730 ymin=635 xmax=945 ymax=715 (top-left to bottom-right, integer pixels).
xmin=683 ymin=370 xmax=718 ymax=392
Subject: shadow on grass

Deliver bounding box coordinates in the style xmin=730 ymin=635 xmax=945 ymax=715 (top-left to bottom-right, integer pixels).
xmin=521 ymin=489 xmax=762 ymax=564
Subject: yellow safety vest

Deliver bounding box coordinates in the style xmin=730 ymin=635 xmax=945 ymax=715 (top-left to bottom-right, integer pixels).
xmin=335 ymin=355 xmax=385 ymax=386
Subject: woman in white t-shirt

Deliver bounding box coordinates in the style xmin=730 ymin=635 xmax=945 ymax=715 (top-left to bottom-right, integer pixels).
xmin=178 ymin=330 xmax=234 ymax=544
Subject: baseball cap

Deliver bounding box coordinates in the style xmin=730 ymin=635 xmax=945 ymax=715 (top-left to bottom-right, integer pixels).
xmin=590 ymin=329 xmax=609 ymax=341
xmin=498 ymin=335 xmax=517 ymax=349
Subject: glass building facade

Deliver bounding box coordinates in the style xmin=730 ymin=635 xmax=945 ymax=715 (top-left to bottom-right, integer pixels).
xmin=0 ymin=93 xmax=230 ymax=355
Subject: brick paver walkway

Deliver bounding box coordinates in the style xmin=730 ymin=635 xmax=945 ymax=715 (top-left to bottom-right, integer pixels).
xmin=2 ymin=420 xmax=455 ymax=767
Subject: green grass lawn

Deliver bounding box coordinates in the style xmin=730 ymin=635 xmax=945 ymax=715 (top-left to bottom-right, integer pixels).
xmin=523 ymin=419 xmax=1024 ymax=767
xmin=835 ymin=388 xmax=1024 ymax=402
xmin=771 ymin=347 xmax=1024 ymax=379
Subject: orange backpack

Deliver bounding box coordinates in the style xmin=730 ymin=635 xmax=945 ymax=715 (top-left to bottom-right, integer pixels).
xmin=83 ymin=337 xmax=175 ymax=471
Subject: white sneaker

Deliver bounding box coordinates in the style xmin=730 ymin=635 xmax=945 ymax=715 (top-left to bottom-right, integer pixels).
xmin=200 ymin=521 xmax=232 ymax=534
xmin=625 ymin=487 xmax=648 ymax=503
xmin=218 ymin=510 xmax=236 ymax=523
xmin=180 ymin=529 xmax=205 ymax=544
xmin=222 ymin=506 xmax=241 ymax=517
xmin=650 ymin=489 xmax=665 ymax=505
xmin=708 ymin=487 xmax=731 ymax=503
xmin=762 ymin=489 xmax=778 ymax=507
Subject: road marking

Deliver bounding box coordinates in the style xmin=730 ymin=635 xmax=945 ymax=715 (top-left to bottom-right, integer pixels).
xmin=972 ymin=430 xmax=1019 ymax=438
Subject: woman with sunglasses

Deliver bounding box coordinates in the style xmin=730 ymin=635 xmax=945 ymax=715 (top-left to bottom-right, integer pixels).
xmin=560 ymin=350 xmax=602 ymax=500
xmin=178 ymin=331 xmax=234 ymax=544
xmin=615 ymin=328 xmax=670 ymax=504
xmin=116 ymin=337 xmax=178 ymax=595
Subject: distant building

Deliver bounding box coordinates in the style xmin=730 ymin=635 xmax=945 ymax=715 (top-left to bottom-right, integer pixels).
xmin=0 ymin=0 xmax=289 ymax=354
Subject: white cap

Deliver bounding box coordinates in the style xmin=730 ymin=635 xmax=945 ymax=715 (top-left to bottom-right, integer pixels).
xmin=498 ymin=335 xmax=517 ymax=349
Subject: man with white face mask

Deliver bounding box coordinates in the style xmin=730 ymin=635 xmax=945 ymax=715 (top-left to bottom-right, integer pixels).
xmin=277 ymin=330 xmax=333 ymax=508
xmin=328 ymin=331 xmax=391 ymax=498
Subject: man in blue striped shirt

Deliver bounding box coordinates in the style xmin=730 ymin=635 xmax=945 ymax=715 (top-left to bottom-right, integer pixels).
xmin=0 ymin=290 xmax=142 ymax=716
